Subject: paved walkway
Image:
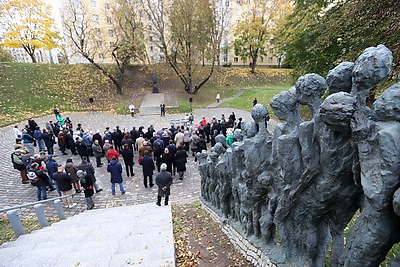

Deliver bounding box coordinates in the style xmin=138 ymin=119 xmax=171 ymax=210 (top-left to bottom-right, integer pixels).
xmin=0 ymin=108 xmax=276 ymax=219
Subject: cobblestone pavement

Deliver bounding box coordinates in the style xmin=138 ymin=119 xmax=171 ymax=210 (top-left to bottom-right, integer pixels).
xmin=0 ymin=107 xmax=277 ymax=219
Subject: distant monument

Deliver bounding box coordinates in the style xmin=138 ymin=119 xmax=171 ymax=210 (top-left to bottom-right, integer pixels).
xmin=153 ymin=73 xmax=159 ymax=93
xmin=198 ymin=45 xmax=400 ymax=266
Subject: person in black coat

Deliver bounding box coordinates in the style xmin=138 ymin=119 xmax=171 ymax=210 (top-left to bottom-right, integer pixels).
xmin=53 ymin=165 xmax=77 ymax=208
xmin=76 ymin=137 xmax=90 ymax=162
xmin=77 ymin=170 xmax=95 ymax=210
xmin=121 ymin=144 xmax=135 ymax=177
xmin=65 ymin=131 xmax=77 ymax=155
xmin=29 ymin=162 xmax=49 ymax=201
xmin=156 ymin=163 xmax=173 ymax=206
xmin=111 ymin=128 xmax=122 ymax=152
xmin=175 ymin=146 xmax=187 ymax=180
xmin=42 ymin=129 xmax=55 ymax=155
xmin=153 ymin=141 xmax=164 ymax=172
xmin=139 ymin=150 xmax=155 ymax=188
xmin=161 ymin=148 xmax=174 ymax=175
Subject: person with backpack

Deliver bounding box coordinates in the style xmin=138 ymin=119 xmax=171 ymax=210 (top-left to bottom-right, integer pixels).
xmin=77 ymin=170 xmax=95 ymax=210
xmin=11 ymin=149 xmax=29 ymax=184
xmin=29 ymin=163 xmax=49 ymax=201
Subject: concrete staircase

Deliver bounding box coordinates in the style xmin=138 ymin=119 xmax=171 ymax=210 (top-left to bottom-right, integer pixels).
xmin=140 ymin=93 xmax=165 ymax=115
xmin=0 ymin=203 xmax=175 ymax=267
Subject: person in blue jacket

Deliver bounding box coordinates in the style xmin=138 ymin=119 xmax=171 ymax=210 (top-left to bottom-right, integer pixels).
xmin=107 ymin=156 xmax=125 ymax=195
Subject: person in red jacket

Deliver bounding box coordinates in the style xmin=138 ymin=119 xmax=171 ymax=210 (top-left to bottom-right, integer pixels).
xmin=106 ymin=145 xmax=120 ymax=162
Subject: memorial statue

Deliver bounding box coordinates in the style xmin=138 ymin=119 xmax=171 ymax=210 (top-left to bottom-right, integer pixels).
xmin=198 ymin=44 xmax=400 ymax=266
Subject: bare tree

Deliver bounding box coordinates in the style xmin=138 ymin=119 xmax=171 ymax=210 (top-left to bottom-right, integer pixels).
xmin=143 ymin=0 xmax=219 ymax=94
xmin=62 ymin=0 xmax=145 ymax=94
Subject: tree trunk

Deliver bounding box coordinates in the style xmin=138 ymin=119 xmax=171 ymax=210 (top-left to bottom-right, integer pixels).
xmin=251 ymin=56 xmax=257 ymax=73
xmin=28 ymin=53 xmax=37 ymax=63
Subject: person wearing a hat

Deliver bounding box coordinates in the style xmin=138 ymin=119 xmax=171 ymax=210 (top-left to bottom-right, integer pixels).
xmin=155 ymin=163 xmax=173 ymax=206
xmin=78 ymin=156 xmax=103 ymax=193
xmin=77 ymin=170 xmax=95 ymax=210
xmin=11 ymin=149 xmax=29 ymax=184
xmin=53 ymin=165 xmax=77 ymax=208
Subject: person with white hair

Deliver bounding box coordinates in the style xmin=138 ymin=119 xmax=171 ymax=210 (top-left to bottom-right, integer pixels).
xmin=156 ymin=163 xmax=173 ymax=206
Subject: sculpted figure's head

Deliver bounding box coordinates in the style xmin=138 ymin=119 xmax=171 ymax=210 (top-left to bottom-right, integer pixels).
xmin=295 ymin=73 xmax=327 ymax=118
xmin=213 ymin=142 xmax=226 ymax=155
xmin=215 ymin=134 xmax=228 ymax=148
xmin=233 ymin=129 xmax=244 ymax=142
xmin=295 ymin=73 xmax=327 ymax=106
xmin=352 ymin=44 xmax=393 ymax=97
xmin=270 ymin=87 xmax=298 ymax=121
xmin=320 ymin=92 xmax=356 ymax=132
xmin=373 ymin=82 xmax=400 ymax=122
xmin=241 ymin=120 xmax=257 ymax=138
xmin=251 ymin=104 xmax=269 ymax=134
xmin=326 ymin=62 xmax=354 ymax=94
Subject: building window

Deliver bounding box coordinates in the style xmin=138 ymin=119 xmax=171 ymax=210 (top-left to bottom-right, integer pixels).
xmin=91 ymin=1 xmax=97 ymax=8
xmin=268 ymin=57 xmax=273 ymax=63
xmin=149 ymin=36 xmax=153 ymax=41
xmin=236 ymin=19 xmax=240 ymax=25
xmin=223 ymin=57 xmax=228 ymax=63
xmin=105 ymin=3 xmax=110 ymax=10
xmin=269 ymin=48 xmax=274 ymax=54
xmin=96 ymin=41 xmax=103 ymax=47
xmin=260 ymin=56 xmax=263 ymax=62
xmin=92 ymin=14 xmax=99 ymax=22
xmin=107 ymin=16 xmax=112 ymax=24
xmin=234 ymin=57 xmax=238 ymax=63
xmin=236 ymin=0 xmax=241 ymax=4
xmin=150 ymin=46 xmax=154 ymax=51
xmin=99 ymin=53 xmax=104 ymax=60
xmin=225 ymin=0 xmax=229 ymax=6
xmin=94 ymin=28 xmax=101 ymax=35
xmin=108 ymin=29 xmax=114 ymax=37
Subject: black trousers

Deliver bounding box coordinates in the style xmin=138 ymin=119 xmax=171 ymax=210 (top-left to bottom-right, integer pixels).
xmin=96 ymin=156 xmax=102 ymax=167
xmin=125 ymin=163 xmax=134 ymax=177
xmin=144 ymin=175 xmax=153 ymax=187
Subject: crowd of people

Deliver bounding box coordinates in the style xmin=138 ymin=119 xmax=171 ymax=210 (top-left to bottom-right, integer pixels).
xmin=10 ymin=110 xmax=241 ymax=208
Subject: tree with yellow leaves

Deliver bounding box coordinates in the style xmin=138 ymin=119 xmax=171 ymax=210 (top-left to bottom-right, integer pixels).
xmin=0 ymin=0 xmax=60 ymax=63
xmin=233 ymin=0 xmax=292 ymax=73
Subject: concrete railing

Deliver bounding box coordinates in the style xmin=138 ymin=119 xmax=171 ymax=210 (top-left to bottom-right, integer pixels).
xmin=0 ymin=194 xmax=76 ymax=237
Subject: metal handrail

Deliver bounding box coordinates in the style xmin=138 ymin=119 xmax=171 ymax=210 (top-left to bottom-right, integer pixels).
xmin=0 ymin=193 xmax=77 ymax=213
xmin=2 ymin=193 xmax=78 ymax=237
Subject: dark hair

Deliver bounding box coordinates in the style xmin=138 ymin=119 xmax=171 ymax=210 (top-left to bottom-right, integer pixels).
xmin=112 ymin=156 xmax=117 ymax=160
xmin=66 ymin=158 xmax=73 ymax=163
xmin=82 ymin=156 xmax=87 ymax=161
xmin=31 ymin=162 xmax=39 ymax=168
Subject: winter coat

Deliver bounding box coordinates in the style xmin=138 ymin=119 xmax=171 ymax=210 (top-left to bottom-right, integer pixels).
xmin=121 ymin=148 xmax=134 ymax=165
xmin=106 ymin=149 xmax=120 ymax=161
xmin=78 ymin=162 xmax=95 ymax=177
xmin=58 ymin=134 xmax=66 ymax=147
xmin=139 ymin=156 xmax=155 ymax=176
xmin=92 ymin=143 xmax=103 ymax=158
xmin=42 ymin=132 xmax=55 ymax=147
xmin=156 ymin=170 xmax=173 ymax=197
xmin=76 ymin=141 xmax=89 ymax=157
xmin=80 ymin=173 xmax=94 ymax=197
xmin=65 ymin=162 xmax=79 ymax=183
xmin=175 ymin=149 xmax=187 ymax=172
xmin=53 ymin=172 xmax=73 ymax=191
xmin=139 ymin=145 xmax=153 ymax=157
xmin=46 ymin=159 xmax=58 ymax=179
xmin=107 ymin=160 xmax=123 ymax=183
xmin=30 ymin=167 xmax=49 ymax=187
xmin=161 ymin=152 xmax=174 ymax=174
xmin=121 ymin=138 xmax=133 ymax=151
